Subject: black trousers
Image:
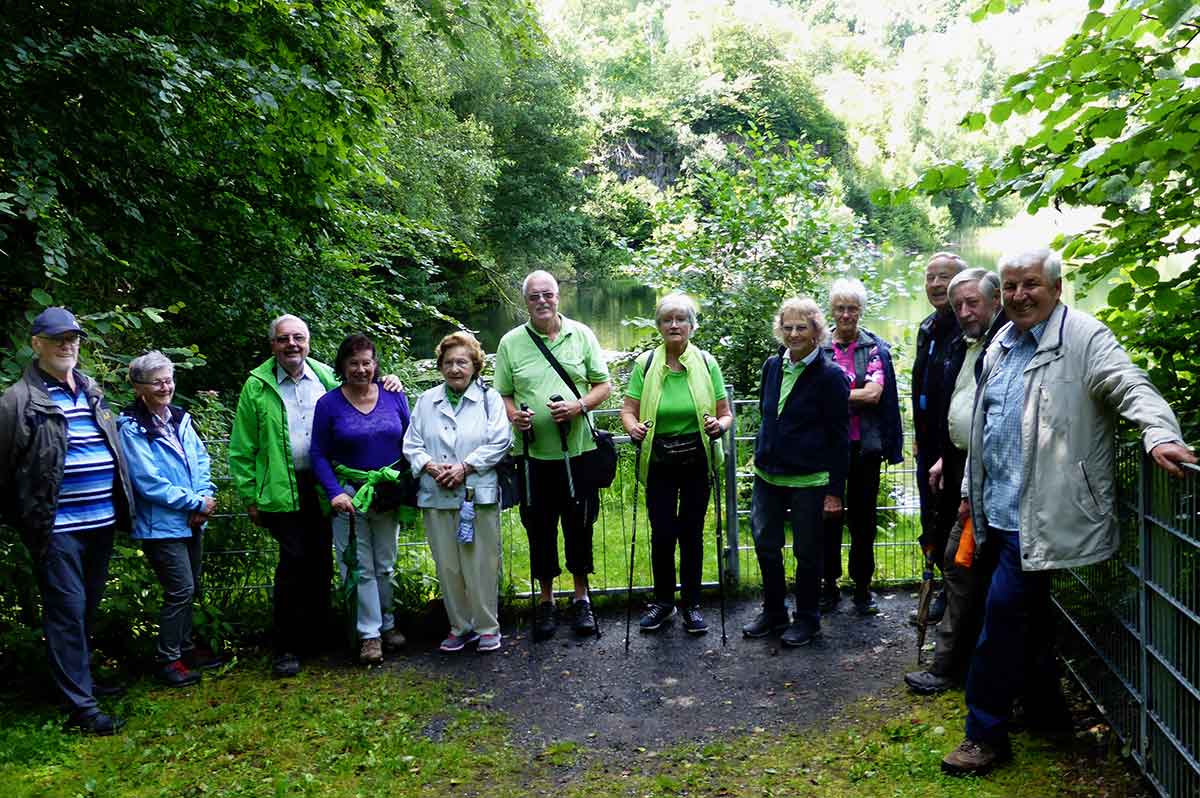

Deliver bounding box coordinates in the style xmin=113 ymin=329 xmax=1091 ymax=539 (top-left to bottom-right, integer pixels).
xmin=929 ymin=445 xmax=967 ymax=567
xmin=822 ymin=442 xmax=881 ymax=597
xmin=260 ymin=472 xmax=333 ymax=655
xmin=518 ymin=457 xmax=599 ymax=582
xmin=645 ymin=458 xmax=710 ymax=607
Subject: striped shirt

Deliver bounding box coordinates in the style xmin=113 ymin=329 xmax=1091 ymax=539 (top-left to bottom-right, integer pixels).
xmin=45 ymin=376 xmax=117 ymax=534
xmin=980 ymin=320 xmax=1047 ymax=532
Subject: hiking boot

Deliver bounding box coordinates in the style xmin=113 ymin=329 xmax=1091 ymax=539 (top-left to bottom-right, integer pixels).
xmin=63 ymin=710 xmax=124 ymax=736
xmin=853 ymin=593 xmax=880 ymax=616
xmin=381 ymin=628 xmax=407 ymax=650
xmin=533 ymin=601 xmax=557 ymax=642
xmin=157 ymin=659 xmax=202 ymax=688
xmin=781 ymin=616 xmax=819 ymax=647
xmin=742 ymin=609 xmax=789 ymax=638
xmin=439 ymin=630 xmax=480 ymax=653
xmin=941 ymin=737 xmax=1012 ymax=776
xmin=359 ymin=638 xmax=383 ymax=665
xmin=639 ymin=603 xmax=676 ymax=632
xmin=570 ymin=599 xmax=597 ymax=636
xmin=477 ymin=633 xmax=502 ymax=652
xmin=904 ymin=670 xmax=954 ymax=695
xmin=682 ymin=606 xmax=708 ymax=635
xmin=272 ymin=652 xmax=300 ymax=678
xmin=819 ymin=588 xmax=841 ymax=613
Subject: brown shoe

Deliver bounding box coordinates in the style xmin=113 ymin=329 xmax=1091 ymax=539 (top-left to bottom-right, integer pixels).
xmin=381 ymin=628 xmax=407 ymax=650
xmin=359 ymin=637 xmax=383 ymax=665
xmin=941 ymin=737 xmax=1012 ymax=776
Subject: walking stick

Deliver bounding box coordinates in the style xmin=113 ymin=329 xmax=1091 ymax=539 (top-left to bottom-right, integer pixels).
xmin=548 ymin=394 xmax=576 ymax=499
xmin=704 ymin=415 xmax=728 ymax=646
xmin=339 ymin=511 xmax=361 ymax=654
xmin=625 ymin=421 xmax=653 ymax=654
xmin=519 ymin=404 xmax=537 ymax=630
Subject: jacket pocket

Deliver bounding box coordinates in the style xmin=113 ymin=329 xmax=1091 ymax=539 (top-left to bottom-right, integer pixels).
xmin=1077 ymin=461 xmax=1101 ymax=518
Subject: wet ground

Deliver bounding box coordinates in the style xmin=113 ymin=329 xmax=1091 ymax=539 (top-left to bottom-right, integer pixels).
xmin=403 ymin=589 xmax=921 ymax=751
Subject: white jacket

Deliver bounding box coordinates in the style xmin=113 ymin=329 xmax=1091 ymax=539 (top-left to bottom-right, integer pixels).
xmin=965 ymin=303 xmax=1186 ymax=570
xmin=403 ymin=380 xmax=511 ymax=509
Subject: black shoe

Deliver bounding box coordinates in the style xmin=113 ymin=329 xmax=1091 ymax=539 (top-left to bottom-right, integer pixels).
xmin=681 ymin=606 xmax=708 ymax=635
xmin=570 ymin=599 xmax=597 ymax=636
xmin=819 ymin=589 xmax=841 ymax=613
xmin=904 ymin=670 xmax=954 ymax=695
xmin=92 ymin=681 xmax=126 ymax=698
xmin=742 ymin=609 xmax=789 ymax=638
xmin=63 ymin=710 xmax=124 ymax=736
xmin=853 ymin=593 xmax=880 ymax=616
xmin=158 ymin=660 xmax=202 ymax=688
xmin=638 ymin=603 xmax=675 ymax=632
xmin=533 ymin=601 xmax=557 ymax=642
xmin=781 ymin=616 xmax=819 ymax=647
xmin=272 ymin=652 xmax=301 ymax=678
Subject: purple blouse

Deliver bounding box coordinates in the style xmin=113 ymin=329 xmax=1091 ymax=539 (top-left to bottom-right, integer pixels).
xmin=310 ymin=385 xmax=411 ymax=501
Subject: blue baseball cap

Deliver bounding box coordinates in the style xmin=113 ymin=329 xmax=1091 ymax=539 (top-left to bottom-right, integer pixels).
xmin=31 ymin=307 xmax=87 ymax=338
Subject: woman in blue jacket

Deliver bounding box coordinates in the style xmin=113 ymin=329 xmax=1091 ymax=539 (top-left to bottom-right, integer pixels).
xmin=118 ymin=351 xmax=216 ymax=687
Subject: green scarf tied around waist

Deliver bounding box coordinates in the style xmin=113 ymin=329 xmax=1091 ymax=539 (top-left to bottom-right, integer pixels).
xmin=635 ymin=342 xmax=724 ymax=484
xmin=334 ymin=461 xmax=405 ymax=514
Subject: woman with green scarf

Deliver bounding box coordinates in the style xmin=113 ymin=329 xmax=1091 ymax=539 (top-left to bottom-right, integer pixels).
xmin=620 ymin=293 xmax=732 ymax=635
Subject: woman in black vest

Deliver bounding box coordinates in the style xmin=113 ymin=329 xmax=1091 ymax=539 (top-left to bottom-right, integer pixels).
xmin=742 ymin=298 xmax=849 ymax=647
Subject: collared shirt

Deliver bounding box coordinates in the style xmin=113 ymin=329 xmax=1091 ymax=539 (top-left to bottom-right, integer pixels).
xmin=946 ymin=338 xmax=984 ymax=451
xmin=41 ymin=371 xmax=116 ymax=534
xmin=829 ymin=337 xmax=885 ymax=441
xmin=149 ymin=405 xmax=186 ymax=461
xmin=754 ymin=347 xmax=829 ymax=489
xmin=777 ymin=346 xmax=820 ymax=417
xmin=276 ymin=362 xmax=325 ymax=471
xmin=980 ymin=319 xmax=1048 ymax=531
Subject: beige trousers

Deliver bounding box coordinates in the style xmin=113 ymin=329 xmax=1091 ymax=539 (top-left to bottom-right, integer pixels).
xmin=423 ymin=504 xmax=501 ymax=637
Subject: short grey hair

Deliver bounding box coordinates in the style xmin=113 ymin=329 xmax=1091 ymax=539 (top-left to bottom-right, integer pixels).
xmin=948 ymin=268 xmax=1001 ymax=302
xmin=927 ymin=251 xmax=968 ymax=273
xmin=655 ymin=292 xmax=699 ymax=331
xmin=829 ymin=277 xmax=868 ymax=311
xmin=268 ymin=314 xmax=309 ymax=341
xmin=129 ymin=350 xmax=174 ymax=385
xmin=773 ymin=297 xmax=827 ymax=344
xmin=998 ymin=248 xmax=1062 ymax=283
xmin=521 ymin=270 xmax=559 ymax=298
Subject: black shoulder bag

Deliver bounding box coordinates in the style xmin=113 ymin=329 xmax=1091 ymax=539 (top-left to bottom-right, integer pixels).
xmin=525 ymin=327 xmax=618 ymax=493
xmin=479 ymin=379 xmax=520 ymax=509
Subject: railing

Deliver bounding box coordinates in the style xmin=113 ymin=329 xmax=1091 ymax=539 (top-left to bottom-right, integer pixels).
xmin=1052 ymin=450 xmax=1200 ymax=798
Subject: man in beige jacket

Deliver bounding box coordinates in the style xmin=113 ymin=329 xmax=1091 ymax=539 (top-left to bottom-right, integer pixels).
xmin=941 ymin=248 xmax=1195 ymax=776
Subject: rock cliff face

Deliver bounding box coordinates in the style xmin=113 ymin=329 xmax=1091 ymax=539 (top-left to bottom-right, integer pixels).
xmin=596 ymin=138 xmax=681 ymax=189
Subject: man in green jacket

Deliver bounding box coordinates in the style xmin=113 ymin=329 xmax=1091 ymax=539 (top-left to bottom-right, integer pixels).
xmin=229 ymin=314 xmax=402 ymax=677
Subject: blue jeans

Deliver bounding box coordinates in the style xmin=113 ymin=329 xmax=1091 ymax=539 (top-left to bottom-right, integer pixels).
xmin=964 ymin=528 xmax=1062 ymax=743
xmin=36 ymin=527 xmax=114 ymax=716
xmin=750 ymin=477 xmax=824 ymax=625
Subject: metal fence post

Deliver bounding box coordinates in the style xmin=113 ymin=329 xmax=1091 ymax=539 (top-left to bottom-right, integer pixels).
xmin=724 ymin=382 xmax=740 ymax=587
xmin=1137 ymin=448 xmax=1151 ymax=771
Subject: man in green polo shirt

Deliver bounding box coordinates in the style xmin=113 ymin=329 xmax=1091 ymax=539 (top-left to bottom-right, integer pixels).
xmin=494 ymin=270 xmax=612 ymax=641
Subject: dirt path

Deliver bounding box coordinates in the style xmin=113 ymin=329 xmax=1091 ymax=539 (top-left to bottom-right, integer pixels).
xmin=402 ymin=590 xmax=921 ymax=751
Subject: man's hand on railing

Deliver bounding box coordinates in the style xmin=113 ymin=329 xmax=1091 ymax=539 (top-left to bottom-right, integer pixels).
xmin=1150 ymin=442 xmax=1198 ymax=477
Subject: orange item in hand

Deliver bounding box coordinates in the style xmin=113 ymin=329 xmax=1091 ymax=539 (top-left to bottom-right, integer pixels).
xmin=954 ymin=516 xmax=976 ymax=568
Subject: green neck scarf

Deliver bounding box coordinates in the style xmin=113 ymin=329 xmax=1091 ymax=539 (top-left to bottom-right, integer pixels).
xmin=445 ymin=386 xmax=464 ymax=408
xmin=333 ymin=461 xmax=404 ymax=514
xmin=635 ymin=342 xmax=724 ymax=483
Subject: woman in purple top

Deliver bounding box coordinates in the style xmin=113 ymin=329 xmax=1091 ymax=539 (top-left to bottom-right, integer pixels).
xmin=310 ymin=333 xmax=411 ymax=665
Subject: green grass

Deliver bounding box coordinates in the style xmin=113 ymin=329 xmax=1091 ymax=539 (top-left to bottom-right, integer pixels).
xmin=0 ymin=663 xmax=1144 ymax=798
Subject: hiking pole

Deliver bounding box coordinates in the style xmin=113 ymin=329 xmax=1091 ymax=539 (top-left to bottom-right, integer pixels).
xmin=548 ymin=394 xmax=575 ymax=500
xmin=704 ymin=415 xmax=728 ymax=646
xmin=520 ymin=403 xmax=537 ymax=631
xmin=625 ymin=420 xmax=653 ymax=654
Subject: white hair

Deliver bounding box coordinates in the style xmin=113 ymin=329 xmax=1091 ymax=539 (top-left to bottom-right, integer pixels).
xmin=998 ymin=248 xmax=1062 ymax=283
xmin=521 ymin=270 xmax=559 ymax=298
xmin=948 ymin=268 xmax=1001 ymax=302
xmin=128 ymin=350 xmax=174 ymax=384
xmin=829 ymin=277 xmax=868 ymax=311
xmin=773 ymin=297 xmax=827 ymax=344
xmin=655 ymin=292 xmax=700 ymax=331
xmin=927 ymin=251 xmax=968 ymax=273
xmin=268 ymin=314 xmax=309 ymax=341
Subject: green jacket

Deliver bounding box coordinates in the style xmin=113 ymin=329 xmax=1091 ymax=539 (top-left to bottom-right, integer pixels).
xmin=228 ymin=357 xmax=338 ymax=513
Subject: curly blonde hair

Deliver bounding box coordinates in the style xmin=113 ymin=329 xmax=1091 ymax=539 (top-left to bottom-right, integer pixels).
xmin=772 ymin=297 xmax=826 ymax=344
xmin=435 ymin=331 xmax=486 ymax=374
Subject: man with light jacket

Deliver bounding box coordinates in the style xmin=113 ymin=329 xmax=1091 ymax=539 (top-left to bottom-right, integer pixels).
xmin=0 ymin=307 xmax=135 ymax=735
xmin=941 ymin=249 xmax=1196 ymax=776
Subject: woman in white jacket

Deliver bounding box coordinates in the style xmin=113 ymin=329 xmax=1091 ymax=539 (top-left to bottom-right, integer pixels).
xmin=403 ymin=332 xmax=512 ymax=653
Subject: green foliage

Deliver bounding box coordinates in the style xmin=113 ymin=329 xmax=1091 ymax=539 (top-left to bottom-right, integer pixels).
xmin=893 ymin=0 xmax=1200 ymax=437
xmin=630 ymin=127 xmax=872 ymax=393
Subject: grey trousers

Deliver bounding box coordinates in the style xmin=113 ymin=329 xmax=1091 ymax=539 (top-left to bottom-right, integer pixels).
xmin=931 ymin=515 xmax=988 ymax=679
xmin=142 ymin=532 xmax=203 ymax=663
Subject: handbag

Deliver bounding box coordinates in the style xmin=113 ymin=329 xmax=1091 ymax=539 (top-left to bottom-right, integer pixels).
xmin=524 ymin=327 xmax=618 ymax=493
xmin=651 ymin=433 xmax=704 ymax=466
xmin=479 ymin=380 xmax=521 ymax=510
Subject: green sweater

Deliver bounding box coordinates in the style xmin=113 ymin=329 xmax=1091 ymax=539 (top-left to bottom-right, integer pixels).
xmin=228 ymin=356 xmax=339 ymax=513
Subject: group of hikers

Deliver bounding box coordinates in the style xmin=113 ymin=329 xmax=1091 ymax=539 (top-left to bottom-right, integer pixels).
xmin=1 ymin=249 xmax=1194 ymax=778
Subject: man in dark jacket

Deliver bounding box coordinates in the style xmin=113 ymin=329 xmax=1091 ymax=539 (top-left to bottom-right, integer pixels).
xmin=0 ymin=308 xmax=135 ymax=735
xmin=905 ymin=268 xmax=1006 ymax=695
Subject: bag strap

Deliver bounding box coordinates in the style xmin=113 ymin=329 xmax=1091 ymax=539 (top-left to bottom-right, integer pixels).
xmin=524 ymin=326 xmax=600 ymax=439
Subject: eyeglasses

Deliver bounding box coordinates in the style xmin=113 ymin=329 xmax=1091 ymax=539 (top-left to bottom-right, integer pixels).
xmin=832 ymin=305 xmax=861 ymax=317
xmin=273 ymin=333 xmax=308 ymax=344
xmin=37 ymin=333 xmax=81 ymax=347
xmin=442 ymin=358 xmax=473 ymax=370
xmin=780 ymin=324 xmax=812 ymax=335
xmin=525 ymin=291 xmax=556 ymax=303
xmin=136 ymin=377 xmax=175 ymax=389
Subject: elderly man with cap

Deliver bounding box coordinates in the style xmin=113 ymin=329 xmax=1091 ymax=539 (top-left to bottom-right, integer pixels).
xmin=940 ymin=248 xmax=1196 ymax=776
xmin=228 ymin=313 xmax=402 ymax=678
xmin=0 ymin=307 xmax=135 ymax=735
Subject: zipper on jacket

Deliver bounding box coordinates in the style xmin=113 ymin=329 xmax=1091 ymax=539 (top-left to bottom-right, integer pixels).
xmin=1078 ymin=461 xmax=1099 ymax=508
